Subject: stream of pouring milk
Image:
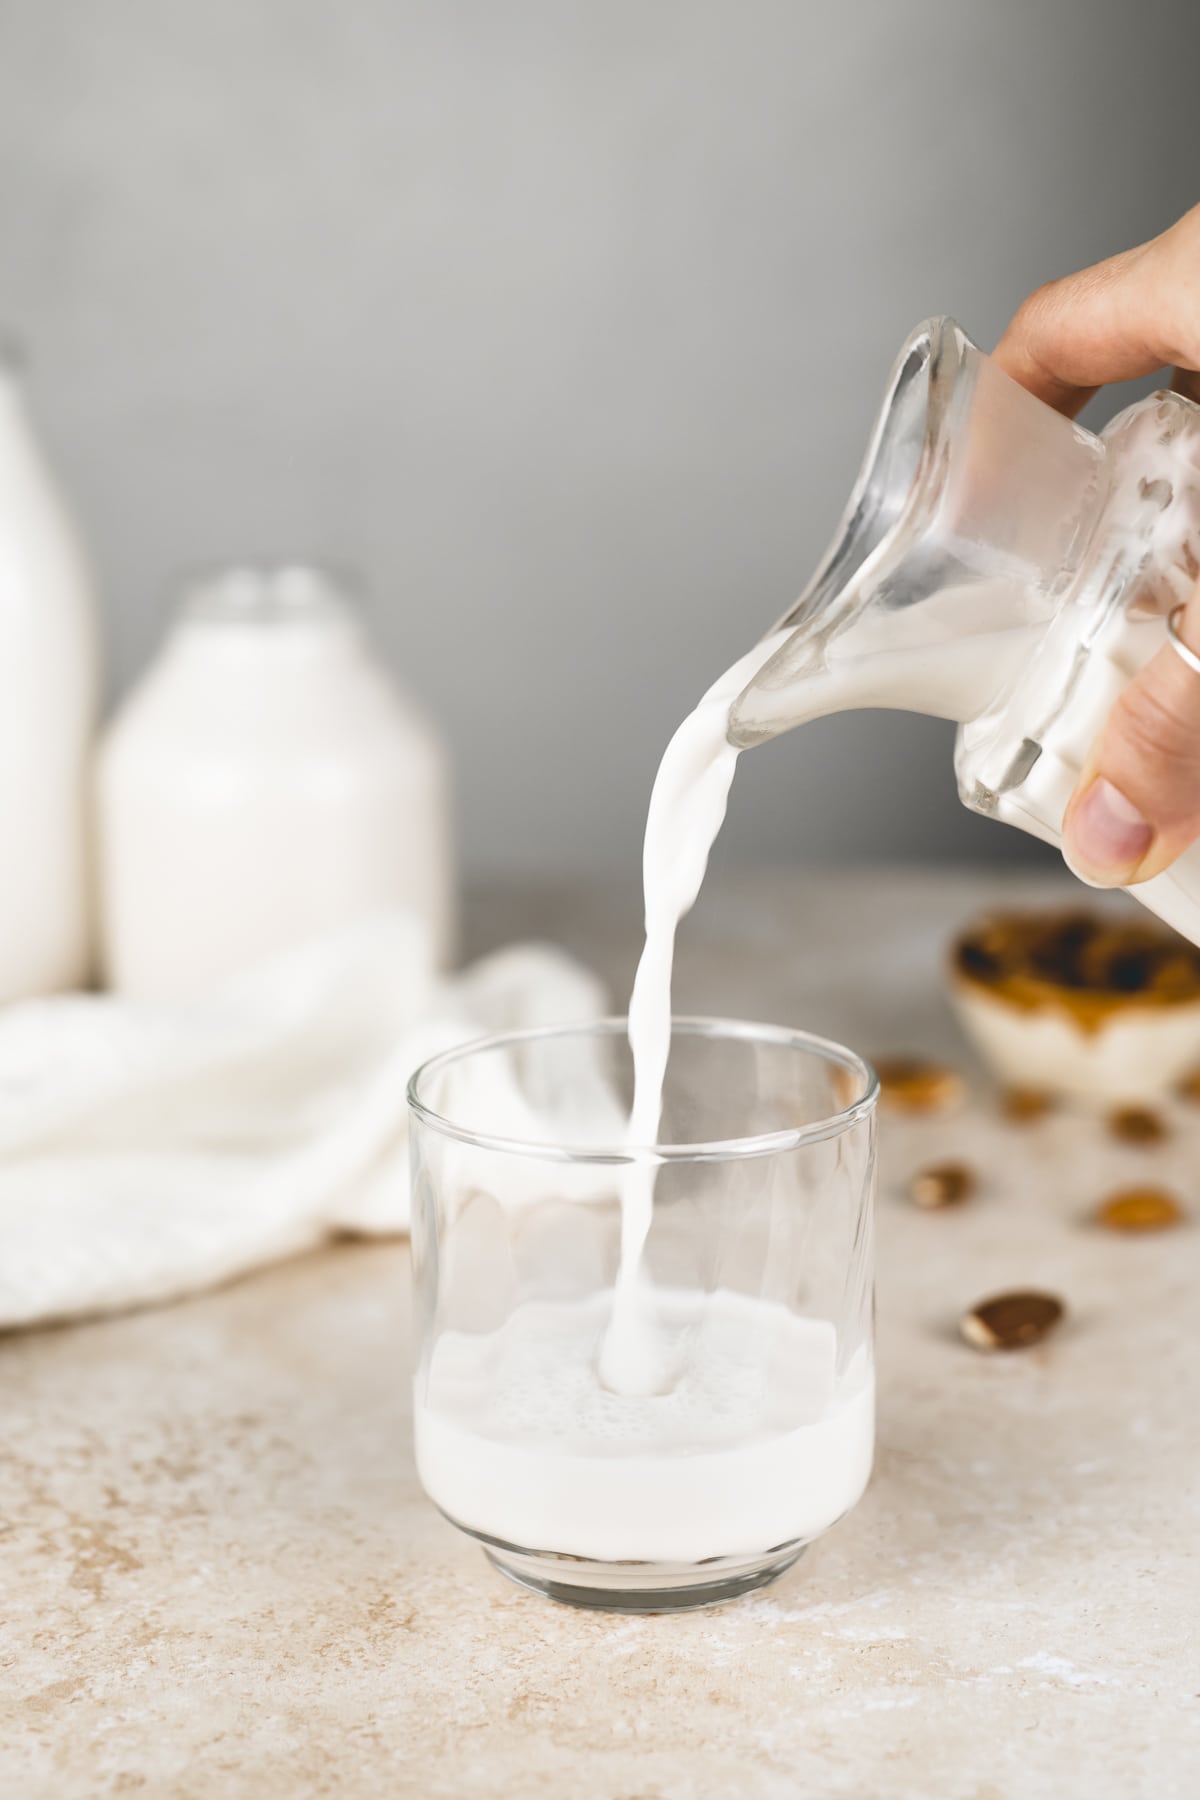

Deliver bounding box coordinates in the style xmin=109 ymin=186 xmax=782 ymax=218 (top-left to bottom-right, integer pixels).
xmin=597 ymin=628 xmax=792 ymax=1393
xmin=598 ymin=618 xmax=1037 ymax=1393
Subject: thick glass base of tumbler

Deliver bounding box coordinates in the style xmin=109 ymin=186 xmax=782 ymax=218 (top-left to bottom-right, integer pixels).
xmin=479 ymin=1537 xmax=808 ymax=1613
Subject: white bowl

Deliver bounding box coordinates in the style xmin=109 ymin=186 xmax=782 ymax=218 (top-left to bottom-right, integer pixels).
xmin=950 ymin=972 xmax=1200 ymax=1105
xmin=948 ymin=911 xmax=1200 ymax=1107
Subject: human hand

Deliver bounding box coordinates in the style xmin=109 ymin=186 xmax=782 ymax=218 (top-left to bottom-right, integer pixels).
xmin=994 ymin=203 xmax=1200 ymax=886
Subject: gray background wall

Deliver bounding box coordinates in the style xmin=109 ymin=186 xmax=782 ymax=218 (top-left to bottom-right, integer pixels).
xmin=1 ymin=0 xmax=1197 ymax=877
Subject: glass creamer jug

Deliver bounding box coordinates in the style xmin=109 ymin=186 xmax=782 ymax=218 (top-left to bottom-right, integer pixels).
xmin=727 ymin=318 xmax=1200 ymax=944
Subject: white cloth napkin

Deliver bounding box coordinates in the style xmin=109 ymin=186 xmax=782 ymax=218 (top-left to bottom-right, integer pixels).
xmin=0 ymin=916 xmax=606 ymax=1329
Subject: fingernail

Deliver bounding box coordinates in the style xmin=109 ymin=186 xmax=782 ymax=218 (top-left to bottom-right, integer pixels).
xmin=1065 ymin=777 xmax=1153 ymax=883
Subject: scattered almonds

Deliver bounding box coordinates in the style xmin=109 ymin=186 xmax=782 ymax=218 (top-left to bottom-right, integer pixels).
xmin=874 ymin=1057 xmax=964 ymax=1114
xmin=1002 ymin=1087 xmax=1054 ymax=1124
xmin=909 ymin=1161 xmax=976 ymax=1210
xmin=1107 ymin=1105 xmax=1168 ymax=1145
xmin=1095 ymin=1187 xmax=1185 ymax=1233
xmin=960 ymin=1290 xmax=1065 ymax=1352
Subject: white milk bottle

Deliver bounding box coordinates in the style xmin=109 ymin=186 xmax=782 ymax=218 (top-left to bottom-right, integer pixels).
xmin=96 ymin=565 xmax=455 ymax=999
xmin=0 ymin=345 xmax=98 ymax=1002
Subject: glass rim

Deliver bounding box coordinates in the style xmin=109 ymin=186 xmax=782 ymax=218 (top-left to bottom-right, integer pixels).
xmin=406 ymin=1014 xmax=878 ymax=1165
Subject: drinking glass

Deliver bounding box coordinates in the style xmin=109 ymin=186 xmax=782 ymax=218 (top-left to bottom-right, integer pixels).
xmin=408 ymin=1017 xmax=877 ymax=1612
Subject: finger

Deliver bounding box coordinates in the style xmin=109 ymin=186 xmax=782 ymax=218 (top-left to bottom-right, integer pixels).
xmin=993 ymin=203 xmax=1200 ymax=417
xmin=1063 ymin=579 xmax=1200 ymax=886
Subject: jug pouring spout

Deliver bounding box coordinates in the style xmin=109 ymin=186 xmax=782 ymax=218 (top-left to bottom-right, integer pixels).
xmin=726 ymin=316 xmax=1109 ymax=750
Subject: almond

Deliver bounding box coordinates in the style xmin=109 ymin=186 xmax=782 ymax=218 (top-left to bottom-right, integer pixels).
xmin=1095 ymin=1188 xmax=1185 ymax=1233
xmin=910 ymin=1162 xmax=975 ymax=1209
xmin=960 ymin=1290 xmax=1064 ymax=1352
xmin=874 ymin=1057 xmax=964 ymax=1114
xmin=1002 ymin=1087 xmax=1054 ymax=1124
xmin=1107 ymin=1105 xmax=1167 ymax=1145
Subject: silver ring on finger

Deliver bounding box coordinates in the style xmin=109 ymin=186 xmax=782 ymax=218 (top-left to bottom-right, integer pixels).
xmin=1166 ymin=604 xmax=1200 ymax=677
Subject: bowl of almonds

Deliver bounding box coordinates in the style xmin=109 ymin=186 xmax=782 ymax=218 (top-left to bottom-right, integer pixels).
xmin=949 ymin=908 xmax=1200 ymax=1105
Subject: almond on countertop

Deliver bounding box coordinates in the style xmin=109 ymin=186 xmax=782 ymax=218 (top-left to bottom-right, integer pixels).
xmin=1001 ymin=1087 xmax=1055 ymax=1124
xmin=1107 ymin=1105 xmax=1168 ymax=1145
xmin=1095 ymin=1188 xmax=1185 ymax=1234
xmin=960 ymin=1290 xmax=1065 ymax=1352
xmin=909 ymin=1162 xmax=976 ymax=1210
xmin=874 ymin=1057 xmax=964 ymax=1115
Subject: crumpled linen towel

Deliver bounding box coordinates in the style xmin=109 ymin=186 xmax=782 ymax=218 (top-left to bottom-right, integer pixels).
xmin=0 ymin=916 xmax=606 ymax=1329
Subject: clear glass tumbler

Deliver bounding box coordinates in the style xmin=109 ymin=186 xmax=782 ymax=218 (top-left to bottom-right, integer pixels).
xmin=408 ymin=1017 xmax=877 ymax=1612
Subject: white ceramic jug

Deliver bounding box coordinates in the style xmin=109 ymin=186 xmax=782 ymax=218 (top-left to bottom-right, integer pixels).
xmin=0 ymin=348 xmax=98 ymax=1002
xmin=96 ymin=565 xmax=455 ymax=999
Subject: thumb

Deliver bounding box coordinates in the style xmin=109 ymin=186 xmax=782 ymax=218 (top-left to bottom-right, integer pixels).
xmin=1064 ymin=582 xmax=1200 ymax=887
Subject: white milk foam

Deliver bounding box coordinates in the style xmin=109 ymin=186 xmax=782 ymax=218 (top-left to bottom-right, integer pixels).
xmin=414 ymin=1287 xmax=874 ymax=1563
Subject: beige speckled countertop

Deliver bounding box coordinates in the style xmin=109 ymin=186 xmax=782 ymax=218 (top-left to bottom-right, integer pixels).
xmin=3 ymin=870 xmax=1200 ymax=1798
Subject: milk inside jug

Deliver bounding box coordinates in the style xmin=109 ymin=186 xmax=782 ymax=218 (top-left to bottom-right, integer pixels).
xmin=727 ymin=318 xmax=1200 ymax=943
xmin=0 ymin=345 xmax=98 ymax=1002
